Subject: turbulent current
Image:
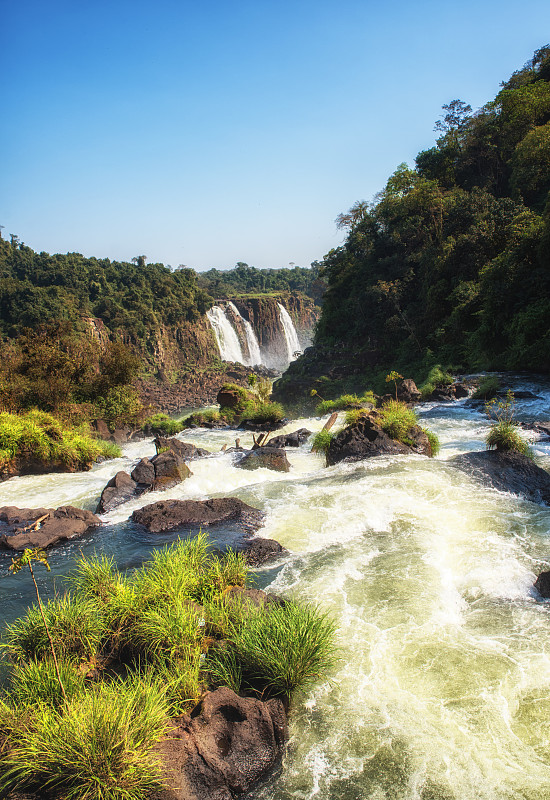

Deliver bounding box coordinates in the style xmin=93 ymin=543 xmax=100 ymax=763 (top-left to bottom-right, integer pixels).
xmin=3 ymin=376 xmax=550 ymax=799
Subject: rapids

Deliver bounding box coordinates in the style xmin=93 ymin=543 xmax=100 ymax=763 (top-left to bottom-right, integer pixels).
xmin=3 ymin=375 xmax=550 ymax=799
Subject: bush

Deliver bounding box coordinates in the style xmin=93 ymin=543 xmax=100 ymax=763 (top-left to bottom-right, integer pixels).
xmin=95 ymin=385 xmax=144 ymax=428
xmin=241 ymin=400 xmax=285 ymax=424
xmin=181 ymin=408 xmax=221 ymax=427
xmin=486 ymin=421 xmax=532 ymax=456
xmin=233 ymin=601 xmax=337 ymax=697
xmin=316 ymin=391 xmax=375 ymax=416
xmin=379 ymin=400 xmax=418 ymax=442
xmin=422 ymin=428 xmax=441 ymax=457
xmin=9 ymin=658 xmax=86 ymax=709
xmin=419 ymin=364 xmax=454 ymax=399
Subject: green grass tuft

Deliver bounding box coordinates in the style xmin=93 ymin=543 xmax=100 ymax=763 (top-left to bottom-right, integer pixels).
xmin=486 ymin=421 xmax=532 ymax=457
xmin=422 ymin=428 xmax=441 ymax=457
xmin=379 ymin=400 xmax=418 ymax=443
xmin=311 ymin=429 xmax=335 ymax=455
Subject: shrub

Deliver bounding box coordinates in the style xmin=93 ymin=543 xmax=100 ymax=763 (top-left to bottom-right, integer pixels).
xmin=379 ymin=400 xmax=418 ymax=442
xmin=0 ymin=679 xmax=167 ymax=799
xmin=315 ymin=390 xmax=375 ymax=416
xmin=311 ymin=429 xmax=334 ymax=455
xmin=419 ymin=364 xmax=454 ymax=398
xmin=486 ymin=421 xmax=532 ymax=456
xmin=95 ymin=385 xmax=144 ymax=428
xmin=181 ymin=408 xmax=221 ymax=427
xmin=232 ymin=601 xmax=337 ymax=697
xmin=241 ymin=400 xmax=285 ymax=424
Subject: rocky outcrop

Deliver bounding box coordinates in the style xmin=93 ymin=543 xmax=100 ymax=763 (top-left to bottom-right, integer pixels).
xmin=154 ymin=438 xmax=210 ymax=460
xmin=240 ymin=537 xmax=288 ymax=566
xmin=132 ymin=498 xmax=265 ymax=534
xmin=397 ymin=379 xmax=422 ymax=403
xmin=153 ymin=687 xmax=287 ymax=800
xmin=535 ymin=571 xmax=550 ymax=598
xmin=236 ymin=447 xmax=291 ymax=472
xmin=327 ymin=415 xmax=431 ymax=466
xmin=0 ymin=506 xmax=101 ymax=551
xmin=266 ymin=428 xmax=311 ymax=448
xmin=452 ymin=451 xmax=550 ymax=505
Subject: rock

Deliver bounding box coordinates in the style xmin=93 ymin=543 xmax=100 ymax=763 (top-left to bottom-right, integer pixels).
xmin=224 ymin=585 xmax=285 ymax=608
xmin=216 ymin=387 xmax=246 ymax=409
xmin=535 ymin=571 xmax=550 ymax=598
xmin=132 ymin=498 xmax=265 ymax=534
xmin=235 ymin=447 xmax=291 ymax=472
xmin=452 ymin=451 xmax=550 ymax=505
xmin=96 ymin=471 xmax=137 ymax=514
xmin=267 ymin=428 xmax=311 ymax=448
xmin=430 ymin=387 xmax=455 ymax=402
xmin=130 ymin=457 xmax=156 ymax=486
xmin=239 ymin=419 xmax=288 ymax=432
xmin=153 ymin=687 xmax=287 ymax=800
xmin=154 ymin=437 xmax=210 ymax=460
xmin=327 ymin=417 xmax=412 ymax=466
xmin=398 ymin=378 xmax=422 ymax=403
xmin=453 ymin=382 xmax=469 ymax=399
xmin=0 ymin=506 xmax=101 ymax=551
xmin=150 ymin=451 xmax=192 ymax=490
xmin=240 ymin=537 xmax=288 ymax=566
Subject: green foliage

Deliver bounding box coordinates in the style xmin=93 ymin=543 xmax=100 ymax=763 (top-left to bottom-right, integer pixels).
xmin=142 ymin=412 xmax=183 ymax=436
xmin=314 ymin=46 xmax=550 ymax=375
xmin=3 ymin=594 xmax=105 ymax=663
xmin=0 ymin=679 xmax=167 ymax=799
xmin=485 ymin=390 xmax=532 ymax=456
xmin=95 ymin=385 xmax=144 ymax=428
xmin=473 ymin=376 xmax=500 ymax=400
xmin=232 ymin=601 xmax=337 ymax=697
xmin=419 ymin=365 xmax=454 ymax=398
xmin=316 ymin=391 xmax=375 ymax=416
xmin=9 ymin=658 xmax=86 ymax=709
xmin=197 ymin=262 xmax=325 ymax=304
xmin=181 ymin=408 xmax=221 ymax=427
xmin=379 ymin=400 xmax=418 ymax=443
xmin=311 ymin=429 xmax=335 ymax=455
xmin=0 ymin=410 xmax=119 ymax=472
xmin=422 ymin=428 xmax=441 ymax=457
xmin=241 ymin=400 xmax=285 ymax=424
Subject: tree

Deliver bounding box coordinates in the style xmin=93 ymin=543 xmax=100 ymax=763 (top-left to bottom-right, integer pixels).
xmin=132 ymin=255 xmax=147 ymax=267
xmin=434 ymin=99 xmax=472 ymax=134
xmin=335 ymin=200 xmax=370 ymax=231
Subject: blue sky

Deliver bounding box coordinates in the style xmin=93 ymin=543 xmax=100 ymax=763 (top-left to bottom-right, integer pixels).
xmin=2 ymin=0 xmax=549 ymax=271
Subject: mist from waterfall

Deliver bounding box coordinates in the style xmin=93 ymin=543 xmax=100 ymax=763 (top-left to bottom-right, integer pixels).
xmin=277 ymin=302 xmax=301 ymax=362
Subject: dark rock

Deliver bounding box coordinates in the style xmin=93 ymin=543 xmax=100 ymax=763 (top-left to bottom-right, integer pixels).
xmin=398 ymin=378 xmax=422 ymax=403
xmin=267 ymin=428 xmax=312 ymax=448
xmin=236 ymin=447 xmax=291 ymax=472
xmin=452 ymin=451 xmax=550 ymax=505
xmin=240 ymin=418 xmax=288 ymax=432
xmin=153 ymin=687 xmax=287 ymax=800
xmin=217 ymin=387 xmax=245 ymax=409
xmin=132 ymin=497 xmax=265 ymax=534
xmin=453 ymin=382 xmax=469 ymax=399
xmin=512 ymin=391 xmax=540 ymax=400
xmin=327 ymin=416 xmax=422 ymax=466
xmin=154 ymin=437 xmax=210 ymax=460
xmin=430 ymin=387 xmax=455 ymax=402
xmin=96 ymin=471 xmax=137 ymax=514
xmin=0 ymin=505 xmax=101 ymax=551
xmin=150 ymin=451 xmax=192 ymax=490
xmin=535 ymin=571 xmax=550 ymax=598
xmin=240 ymin=537 xmax=288 ymax=566
xmin=130 ymin=458 xmax=156 ymax=486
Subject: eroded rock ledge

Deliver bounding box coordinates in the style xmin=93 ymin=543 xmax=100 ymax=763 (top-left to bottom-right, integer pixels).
xmin=452 ymin=451 xmax=550 ymax=506
xmin=132 ymin=497 xmax=265 ymax=534
xmin=0 ymin=506 xmax=101 ymax=551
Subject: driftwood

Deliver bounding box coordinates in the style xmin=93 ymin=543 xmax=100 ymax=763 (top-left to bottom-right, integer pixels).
xmin=322 ymin=412 xmax=338 ymax=432
xmin=252 ymin=432 xmax=271 ymax=449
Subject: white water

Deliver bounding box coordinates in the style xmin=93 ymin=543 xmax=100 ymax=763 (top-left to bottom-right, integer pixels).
xmin=278 ymin=302 xmax=301 ymax=362
xmin=206 ymin=305 xmax=245 ymax=363
xmin=227 ymin=301 xmax=262 ymax=366
xmin=3 ymin=383 xmax=550 ymax=799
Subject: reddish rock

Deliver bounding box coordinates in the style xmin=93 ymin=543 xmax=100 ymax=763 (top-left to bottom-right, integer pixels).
xmin=152 ymin=688 xmax=287 ymax=800
xmin=0 ymin=506 xmax=101 ymax=551
xmin=132 ymin=497 xmax=265 ymax=534
xmin=236 ymin=447 xmax=291 ymax=472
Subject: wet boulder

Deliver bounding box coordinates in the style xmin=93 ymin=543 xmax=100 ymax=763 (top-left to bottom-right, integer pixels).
xmin=150 ymin=450 xmax=192 ymax=490
xmin=130 ymin=457 xmax=156 ymax=487
xmin=153 ymin=687 xmax=287 ymax=800
xmin=236 ymin=447 xmax=290 ymax=472
xmin=535 ymin=571 xmax=550 ymax=598
xmin=267 ymin=428 xmax=312 ymax=448
xmin=397 ymin=378 xmax=422 ymax=403
xmin=327 ymin=417 xmax=411 ymax=466
xmin=0 ymin=505 xmax=101 ymax=551
xmin=132 ymin=497 xmax=264 ymax=534
xmin=96 ymin=471 xmax=137 ymax=513
xmin=240 ymin=537 xmax=288 ymax=566
xmin=452 ymin=451 xmax=550 ymax=506
xmin=154 ymin=437 xmax=210 ymax=460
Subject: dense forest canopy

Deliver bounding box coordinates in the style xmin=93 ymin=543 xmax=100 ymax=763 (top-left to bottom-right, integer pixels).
xmin=196 ymin=262 xmax=324 ymax=304
xmin=317 ymin=46 xmax=550 ymax=373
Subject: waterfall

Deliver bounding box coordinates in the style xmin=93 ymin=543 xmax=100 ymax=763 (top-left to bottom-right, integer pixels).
xmin=227 ymin=302 xmax=261 ymax=366
xmin=206 ymin=305 xmax=245 ymax=363
xmin=277 ymin=302 xmax=301 ymax=362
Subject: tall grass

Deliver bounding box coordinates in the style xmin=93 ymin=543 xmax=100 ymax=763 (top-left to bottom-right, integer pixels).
xmin=486 ymin=421 xmax=532 ymax=456
xmin=379 ymin=400 xmax=418 ymax=442
xmin=316 ymin=391 xmax=375 ymax=416
xmin=311 ymin=429 xmax=334 ymax=455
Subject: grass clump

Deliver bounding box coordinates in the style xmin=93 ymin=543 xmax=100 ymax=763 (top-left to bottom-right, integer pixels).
xmin=419 ymin=365 xmax=454 ymax=399
xmin=311 ymin=429 xmax=335 ymax=455
xmin=485 ymin=390 xmax=532 ymax=457
xmin=422 ymin=428 xmax=441 ymax=457
xmin=0 ymin=409 xmax=120 ymax=473
xmin=241 ymin=400 xmax=285 ymax=424
xmin=316 ymin=391 xmax=375 ymax=416
xmin=142 ymin=412 xmax=183 ymax=436
xmin=379 ymin=400 xmax=418 ymax=442
xmin=473 ymin=375 xmax=500 ymax=400
xmin=1 ymin=534 xmax=337 ymax=796
xmin=181 ymin=408 xmax=221 ymax=427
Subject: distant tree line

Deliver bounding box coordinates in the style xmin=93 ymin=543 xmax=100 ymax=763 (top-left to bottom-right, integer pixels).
xmin=197 ymin=262 xmax=325 ymax=304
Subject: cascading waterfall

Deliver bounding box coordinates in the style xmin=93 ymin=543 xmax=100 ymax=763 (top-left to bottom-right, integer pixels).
xmin=227 ymin=302 xmax=262 ymax=366
xmin=206 ymin=305 xmax=245 ymax=364
xmin=277 ymin=302 xmax=301 ymax=362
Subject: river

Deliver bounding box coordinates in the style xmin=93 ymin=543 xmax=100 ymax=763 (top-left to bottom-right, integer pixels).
xmin=2 ymin=375 xmax=550 ymax=799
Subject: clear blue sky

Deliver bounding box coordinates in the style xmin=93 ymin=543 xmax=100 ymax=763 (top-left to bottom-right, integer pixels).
xmin=2 ymin=0 xmax=549 ymax=271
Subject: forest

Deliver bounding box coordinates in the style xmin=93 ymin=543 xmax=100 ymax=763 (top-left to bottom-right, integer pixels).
xmin=315 ymin=46 xmax=550 ymax=375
